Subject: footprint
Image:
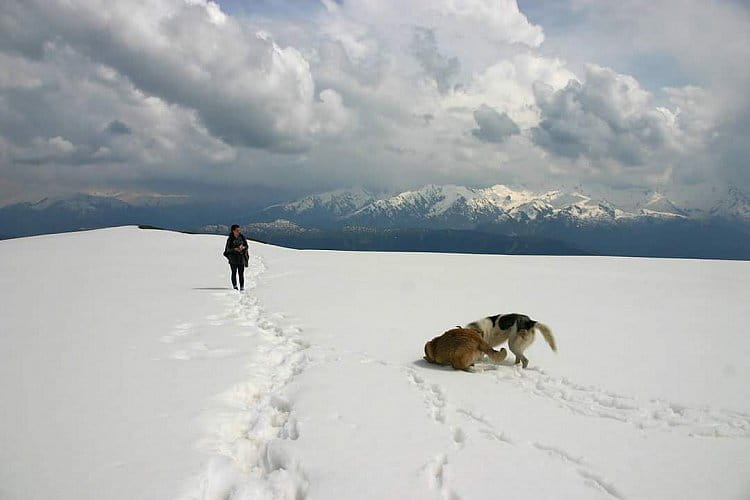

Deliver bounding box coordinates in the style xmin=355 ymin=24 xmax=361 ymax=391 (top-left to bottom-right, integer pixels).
xmin=532 ymin=442 xmax=584 ymax=465
xmin=577 ymin=468 xmax=623 ymax=499
xmin=456 ymin=408 xmax=491 ymax=427
xmin=424 ymin=454 xmax=447 ymax=491
xmin=478 ymin=428 xmax=514 ymax=445
xmin=452 ymin=427 xmax=466 ymax=447
xmin=528 ymin=441 xmax=621 ymax=498
xmin=424 ymin=454 xmax=461 ymax=500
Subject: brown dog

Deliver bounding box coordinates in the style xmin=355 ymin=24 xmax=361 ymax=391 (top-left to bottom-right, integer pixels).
xmin=424 ymin=327 xmax=508 ymax=371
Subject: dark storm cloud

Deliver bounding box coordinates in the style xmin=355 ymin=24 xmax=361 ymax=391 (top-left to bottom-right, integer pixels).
xmin=0 ymin=0 xmax=46 ymax=59
xmin=106 ymin=120 xmax=132 ymax=135
xmin=471 ymin=104 xmax=520 ymax=143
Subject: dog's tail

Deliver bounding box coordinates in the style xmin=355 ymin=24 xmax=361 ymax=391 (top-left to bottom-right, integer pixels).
xmin=534 ymin=322 xmax=557 ymax=352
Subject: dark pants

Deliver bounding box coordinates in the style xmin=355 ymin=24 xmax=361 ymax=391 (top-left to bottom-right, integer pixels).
xmin=230 ymin=261 xmax=245 ymax=289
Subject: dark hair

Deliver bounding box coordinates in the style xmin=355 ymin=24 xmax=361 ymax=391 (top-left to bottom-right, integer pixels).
xmin=230 ymin=224 xmax=240 ymax=232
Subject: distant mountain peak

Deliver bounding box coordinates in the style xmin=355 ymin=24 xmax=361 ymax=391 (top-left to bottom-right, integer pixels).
xmin=264 ymin=187 xmax=376 ymax=217
xmin=711 ymin=186 xmax=750 ymax=220
xmin=638 ymin=192 xmax=687 ymax=218
xmin=28 ymin=193 xmax=130 ymax=212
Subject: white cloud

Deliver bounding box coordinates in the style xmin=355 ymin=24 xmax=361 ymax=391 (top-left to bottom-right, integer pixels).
xmin=1 ymin=0 xmax=347 ymax=152
xmin=0 ymin=0 xmax=745 ymax=205
xmin=448 ymin=53 xmax=576 ymax=128
xmin=12 ymin=136 xmax=77 ymax=164
xmin=531 ymin=65 xmax=679 ymax=165
xmin=47 ymin=136 xmax=75 ymax=154
xmin=439 ymin=0 xmax=544 ymax=47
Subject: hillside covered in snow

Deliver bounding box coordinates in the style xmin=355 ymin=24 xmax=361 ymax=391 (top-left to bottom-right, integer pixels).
xmin=1 ymin=226 xmax=748 ymax=499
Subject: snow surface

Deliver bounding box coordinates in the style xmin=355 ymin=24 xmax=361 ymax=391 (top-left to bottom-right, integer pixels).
xmin=1 ymin=226 xmax=749 ymax=499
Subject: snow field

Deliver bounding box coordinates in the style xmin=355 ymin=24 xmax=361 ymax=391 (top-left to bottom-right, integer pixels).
xmin=249 ymin=244 xmax=750 ymax=499
xmin=0 ymin=227 xmax=267 ymax=499
xmin=1 ymin=227 xmax=748 ymax=499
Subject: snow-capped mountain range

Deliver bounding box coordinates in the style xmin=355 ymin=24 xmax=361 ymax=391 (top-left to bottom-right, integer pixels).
xmin=262 ymin=184 xmax=750 ymax=229
xmin=3 ymin=185 xmax=749 ymax=258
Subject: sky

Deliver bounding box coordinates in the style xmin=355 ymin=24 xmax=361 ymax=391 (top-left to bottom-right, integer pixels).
xmin=0 ymin=0 xmax=748 ymax=207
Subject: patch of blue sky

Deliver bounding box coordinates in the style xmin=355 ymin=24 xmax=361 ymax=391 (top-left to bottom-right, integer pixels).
xmin=217 ymin=0 xmax=325 ymax=20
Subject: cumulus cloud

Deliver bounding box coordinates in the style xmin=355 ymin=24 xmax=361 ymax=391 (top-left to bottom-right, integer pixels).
xmin=438 ymin=0 xmax=544 ymax=47
xmin=13 ymin=136 xmax=77 ymax=164
xmin=447 ymin=53 xmax=576 ymax=128
xmin=519 ymin=0 xmax=750 ymax=196
xmin=1 ymin=0 xmax=347 ymax=153
xmin=531 ymin=65 xmax=676 ymax=166
xmin=472 ymin=104 xmax=520 ymax=143
xmin=0 ymin=0 xmax=745 ymax=206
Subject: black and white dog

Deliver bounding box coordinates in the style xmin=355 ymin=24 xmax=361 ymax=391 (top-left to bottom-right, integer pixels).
xmin=465 ymin=313 xmax=556 ymax=368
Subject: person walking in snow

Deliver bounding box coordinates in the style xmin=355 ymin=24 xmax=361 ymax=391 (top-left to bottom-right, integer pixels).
xmin=224 ymin=224 xmax=249 ymax=291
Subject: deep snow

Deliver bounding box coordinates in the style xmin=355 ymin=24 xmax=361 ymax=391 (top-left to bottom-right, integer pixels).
xmin=1 ymin=226 xmax=748 ymax=499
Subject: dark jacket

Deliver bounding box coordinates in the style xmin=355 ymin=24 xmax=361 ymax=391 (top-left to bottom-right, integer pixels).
xmin=224 ymin=233 xmax=250 ymax=267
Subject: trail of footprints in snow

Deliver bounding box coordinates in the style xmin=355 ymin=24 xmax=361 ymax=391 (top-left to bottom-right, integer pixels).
xmin=404 ymin=367 xmax=624 ymax=500
xmin=160 ymin=265 xmax=272 ymax=361
xmin=530 ymin=443 xmax=623 ymax=499
xmin=404 ymin=369 xmax=460 ymax=499
xmin=407 ymin=358 xmax=750 ymax=499
xmin=494 ymin=366 xmax=750 ymax=438
xmin=178 ymin=255 xmax=312 ymax=499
